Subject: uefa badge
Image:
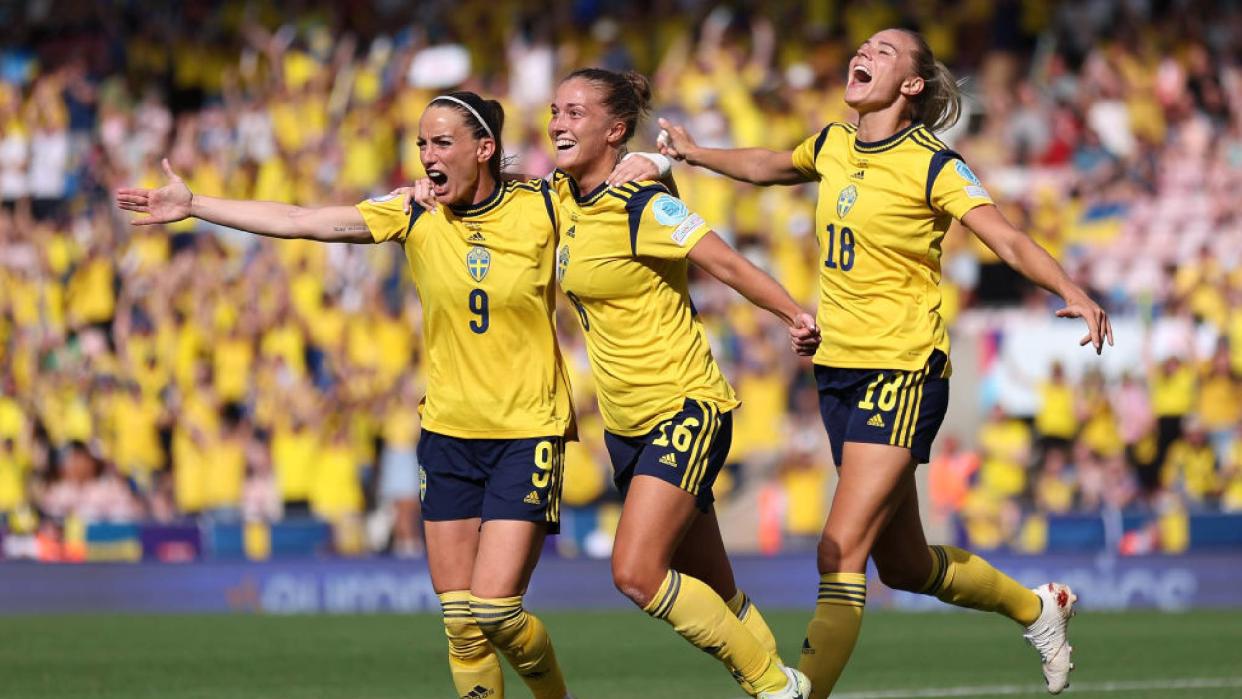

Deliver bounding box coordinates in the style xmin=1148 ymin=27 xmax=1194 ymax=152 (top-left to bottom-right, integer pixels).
xmin=466 ymin=246 xmax=491 ymax=283
xmin=836 ymin=184 xmax=858 ymax=219
xmin=557 ymin=244 xmax=570 ymax=282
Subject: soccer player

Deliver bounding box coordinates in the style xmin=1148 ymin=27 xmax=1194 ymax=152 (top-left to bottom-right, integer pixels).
xmin=402 ymin=74 xmax=814 ymax=699
xmin=656 ymin=28 xmax=1113 ymax=698
xmin=550 ymin=68 xmax=817 ymax=699
xmin=118 ymin=92 xmax=578 ymax=699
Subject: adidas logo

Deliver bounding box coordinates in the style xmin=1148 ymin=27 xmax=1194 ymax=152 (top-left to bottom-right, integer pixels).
xmin=659 ymin=453 xmax=678 ymax=468
xmin=867 ymin=413 xmax=885 ymax=428
xmin=851 ymin=170 xmax=865 ymax=179
xmin=523 ymin=491 xmax=542 ymax=505
xmin=802 ymin=637 xmax=815 ymax=655
xmin=467 ymin=231 xmax=486 ymax=242
xmin=463 ymin=686 xmax=495 ymax=699
xmin=566 ymin=225 xmax=576 ymax=238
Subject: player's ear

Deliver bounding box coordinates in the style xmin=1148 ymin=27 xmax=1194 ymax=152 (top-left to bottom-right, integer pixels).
xmin=476 ymin=138 xmax=496 ymax=164
xmin=901 ymin=74 xmax=925 ymax=99
xmin=606 ymin=120 xmax=628 ymax=147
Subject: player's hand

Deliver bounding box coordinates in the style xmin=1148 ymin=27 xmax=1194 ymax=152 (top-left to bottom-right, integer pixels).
xmin=789 ymin=311 xmax=821 ymax=356
xmin=1056 ymin=290 xmax=1113 ymax=355
xmin=115 ymin=158 xmax=193 ymax=225
xmin=398 ymin=178 xmax=438 ymax=214
xmin=656 ymin=117 xmax=698 ymax=162
xmin=606 ymin=153 xmax=662 ymax=187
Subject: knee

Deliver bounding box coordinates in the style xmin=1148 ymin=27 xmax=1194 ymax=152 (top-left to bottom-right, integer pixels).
xmin=611 ymin=561 xmax=663 ymax=609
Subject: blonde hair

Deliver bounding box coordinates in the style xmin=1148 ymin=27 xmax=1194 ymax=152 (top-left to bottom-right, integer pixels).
xmin=897 ymin=29 xmax=961 ymax=133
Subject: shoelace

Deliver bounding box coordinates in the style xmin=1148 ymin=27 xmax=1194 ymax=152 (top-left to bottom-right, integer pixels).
xmin=1024 ymin=618 xmax=1063 ymax=663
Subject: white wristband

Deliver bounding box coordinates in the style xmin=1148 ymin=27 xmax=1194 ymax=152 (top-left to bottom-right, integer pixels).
xmin=624 ymin=151 xmax=672 ymax=178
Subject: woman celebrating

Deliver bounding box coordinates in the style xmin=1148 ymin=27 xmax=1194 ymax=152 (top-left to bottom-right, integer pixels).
xmin=118 ymin=93 xmax=577 ymax=699
xmin=657 ymin=28 xmax=1112 ymax=698
xmin=550 ymin=68 xmax=817 ymax=699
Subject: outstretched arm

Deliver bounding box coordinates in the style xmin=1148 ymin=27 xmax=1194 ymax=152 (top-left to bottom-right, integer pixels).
xmin=116 ymin=159 xmax=374 ymax=243
xmin=962 ymin=204 xmax=1114 ymax=353
xmin=688 ymin=231 xmax=820 ymax=355
xmin=657 ymin=118 xmax=809 ymax=186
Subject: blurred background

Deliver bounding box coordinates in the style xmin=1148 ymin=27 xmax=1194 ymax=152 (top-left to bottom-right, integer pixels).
xmin=1 ymin=0 xmax=1240 ymax=614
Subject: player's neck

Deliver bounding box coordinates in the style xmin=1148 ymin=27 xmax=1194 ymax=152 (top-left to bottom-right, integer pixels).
xmin=469 ymin=174 xmax=499 ymax=206
xmin=569 ymin=150 xmax=621 ymax=195
xmin=855 ymin=107 xmax=913 ymax=144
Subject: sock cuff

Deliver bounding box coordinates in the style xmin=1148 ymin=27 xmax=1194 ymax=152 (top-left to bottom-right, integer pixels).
xmin=818 ymin=572 xmax=867 ymax=608
xmin=469 ymin=595 xmax=526 ymax=628
xmin=920 ymin=545 xmax=950 ymax=595
xmin=439 ymin=590 xmax=472 ymax=618
xmin=642 ymin=570 xmax=682 ymax=619
xmin=725 ymin=589 xmax=752 ymax=619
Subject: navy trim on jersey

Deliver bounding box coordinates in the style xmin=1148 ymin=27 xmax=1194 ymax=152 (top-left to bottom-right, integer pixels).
xmin=538 ymin=179 xmax=558 ymax=229
xmin=925 ymin=149 xmax=963 ymax=210
xmin=812 ymin=125 xmax=831 ymax=161
xmin=623 ymin=184 xmax=672 ymax=256
xmin=554 ymin=168 xmax=613 ymax=205
xmin=449 ymin=181 xmax=505 ymax=217
xmin=404 ymin=204 xmax=424 ymax=238
xmin=853 ymin=121 xmax=922 ymax=154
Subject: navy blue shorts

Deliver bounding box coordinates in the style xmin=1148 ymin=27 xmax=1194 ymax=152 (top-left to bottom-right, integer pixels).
xmin=815 ymin=350 xmax=950 ymax=465
xmin=604 ymin=399 xmax=733 ymax=513
xmin=416 ymin=430 xmax=564 ymax=534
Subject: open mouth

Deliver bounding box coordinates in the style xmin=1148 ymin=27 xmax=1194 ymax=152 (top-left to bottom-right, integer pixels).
xmin=555 ymin=138 xmax=577 ymax=152
xmin=851 ymin=65 xmax=873 ymax=84
xmin=427 ymin=170 xmax=448 ymax=186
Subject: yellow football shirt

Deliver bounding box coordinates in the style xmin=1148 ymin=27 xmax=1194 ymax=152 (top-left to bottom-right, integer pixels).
xmin=551 ymin=173 xmax=739 ymax=436
xmin=792 ymin=122 xmax=995 ymax=373
xmin=356 ymin=179 xmax=573 ymax=439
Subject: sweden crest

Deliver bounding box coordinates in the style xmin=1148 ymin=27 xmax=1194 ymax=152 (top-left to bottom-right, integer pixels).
xmin=466 ymin=246 xmax=491 ymax=282
xmin=557 ymin=244 xmax=569 ymax=281
xmin=418 ymin=467 xmax=427 ymax=502
xmin=836 ymin=184 xmax=858 ymax=219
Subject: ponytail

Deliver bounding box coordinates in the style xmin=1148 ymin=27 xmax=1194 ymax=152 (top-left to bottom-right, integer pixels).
xmin=898 ymin=29 xmax=962 ymax=133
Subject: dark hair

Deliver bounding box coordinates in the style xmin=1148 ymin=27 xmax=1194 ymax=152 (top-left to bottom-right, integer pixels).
xmin=428 ymin=91 xmax=506 ymax=180
xmin=896 ymin=29 xmax=961 ymax=133
xmin=563 ymin=68 xmax=652 ymax=145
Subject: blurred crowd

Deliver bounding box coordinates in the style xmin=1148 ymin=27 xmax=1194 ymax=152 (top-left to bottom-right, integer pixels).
xmin=1 ymin=0 xmax=1240 ymax=559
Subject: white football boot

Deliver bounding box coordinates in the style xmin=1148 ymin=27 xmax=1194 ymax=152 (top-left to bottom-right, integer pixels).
xmin=1023 ymin=582 xmax=1077 ymax=694
xmin=757 ymin=665 xmax=812 ymax=699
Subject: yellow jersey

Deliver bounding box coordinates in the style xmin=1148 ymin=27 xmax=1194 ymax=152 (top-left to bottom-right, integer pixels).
xmin=357 ymin=179 xmax=574 ymax=439
xmin=792 ymin=122 xmax=994 ymax=373
xmin=551 ymin=173 xmax=739 ymax=436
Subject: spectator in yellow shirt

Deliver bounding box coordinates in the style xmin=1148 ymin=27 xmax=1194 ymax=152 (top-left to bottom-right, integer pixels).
xmin=1161 ymin=418 xmax=1219 ymax=507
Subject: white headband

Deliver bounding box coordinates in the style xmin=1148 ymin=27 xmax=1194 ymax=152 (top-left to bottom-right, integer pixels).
xmin=431 ymin=95 xmax=495 ymax=142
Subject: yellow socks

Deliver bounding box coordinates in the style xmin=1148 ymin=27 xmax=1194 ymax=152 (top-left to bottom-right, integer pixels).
xmin=725 ymin=589 xmax=783 ymax=694
xmin=921 ymin=545 xmax=1041 ymax=626
xmin=470 ymin=595 xmax=567 ymax=699
xmin=798 ymin=573 xmax=866 ymax=699
xmin=645 ymin=570 xmax=789 ymax=695
xmin=439 ymin=591 xmax=503 ymax=699
xmin=726 ymin=589 xmax=781 ymax=662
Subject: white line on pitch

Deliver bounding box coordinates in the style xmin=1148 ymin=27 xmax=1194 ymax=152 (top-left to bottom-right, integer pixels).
xmin=826 ymin=677 xmax=1242 ymax=698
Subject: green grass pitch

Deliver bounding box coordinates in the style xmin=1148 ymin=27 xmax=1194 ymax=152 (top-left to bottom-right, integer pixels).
xmin=2 ymin=610 xmax=1240 ymax=698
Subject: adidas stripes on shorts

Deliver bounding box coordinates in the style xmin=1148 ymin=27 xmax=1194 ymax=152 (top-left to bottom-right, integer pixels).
xmin=416 ymin=430 xmax=564 ymax=533
xmin=814 ymin=349 xmax=950 ymax=466
xmin=604 ymin=398 xmax=733 ymax=513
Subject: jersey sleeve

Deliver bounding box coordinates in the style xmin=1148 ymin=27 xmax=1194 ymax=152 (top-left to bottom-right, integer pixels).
xmin=626 ymin=186 xmax=712 ymax=259
xmin=927 ymin=153 xmax=994 ymax=220
xmin=790 ymin=125 xmax=830 ymax=180
xmin=355 ymin=193 xmax=421 ymax=243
